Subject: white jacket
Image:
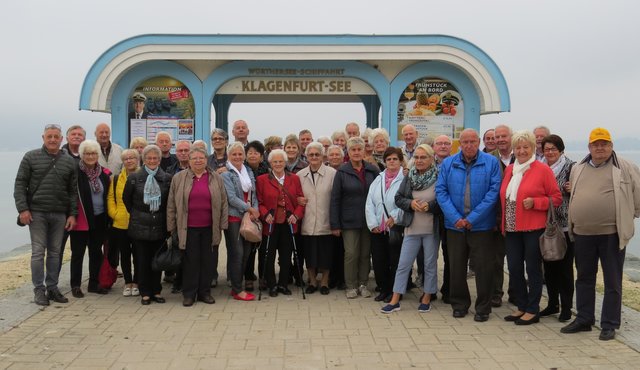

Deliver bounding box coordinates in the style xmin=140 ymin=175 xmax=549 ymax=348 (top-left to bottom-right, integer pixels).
xmin=365 ymin=170 xmax=405 ymax=232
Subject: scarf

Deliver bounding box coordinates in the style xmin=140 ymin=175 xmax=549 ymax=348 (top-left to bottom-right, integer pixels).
xmin=79 ymin=161 xmax=102 ymax=193
xmin=409 ymin=163 xmax=438 ymax=191
xmin=143 ymin=166 xmax=161 ymax=212
xmin=384 ymin=168 xmax=400 ymax=190
xmin=546 ymin=154 xmax=567 ymax=178
xmin=227 ymin=161 xmax=252 ymax=192
xmin=505 ymin=154 xmax=536 ymax=202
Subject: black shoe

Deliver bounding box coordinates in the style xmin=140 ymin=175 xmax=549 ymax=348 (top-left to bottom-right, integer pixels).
xmin=141 ymin=297 xmax=151 ymax=305
xmin=151 ymin=295 xmax=166 ymax=303
xmin=599 ymin=328 xmax=615 ymax=341
xmin=490 ymin=296 xmax=502 ymax=308
xmin=47 ymin=289 xmax=69 ymax=303
xmin=539 ymin=305 xmax=559 ymax=317
xmin=269 ymin=287 xmax=278 ymax=297
xmin=277 ymin=286 xmax=292 ymax=295
xmin=430 ymin=293 xmax=438 ymax=301
xmin=183 ymin=297 xmax=195 ymax=307
xmin=88 ymin=287 xmax=109 ymax=295
xmin=452 ymin=309 xmax=468 ymax=318
xmin=515 ymin=314 xmax=539 ymax=325
xmin=374 ymin=292 xmax=389 ymax=302
xmin=34 ymin=289 xmax=49 ymax=306
xmin=504 ymin=313 xmax=524 ymax=322
xmin=560 ymin=320 xmax=592 ymax=334
xmin=559 ymin=309 xmax=572 ymax=322
xmin=305 ymin=285 xmax=317 ymax=294
xmin=71 ymin=287 xmax=84 ymax=298
xmin=197 ymin=295 xmax=215 ymax=304
xmin=474 ymin=313 xmax=490 ymax=322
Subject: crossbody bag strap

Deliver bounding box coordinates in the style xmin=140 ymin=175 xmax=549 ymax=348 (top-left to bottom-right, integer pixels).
xmin=29 ymin=154 xmax=60 ymax=202
xmin=546 ymin=197 xmax=557 ymax=224
xmin=380 ymin=176 xmax=390 ymax=218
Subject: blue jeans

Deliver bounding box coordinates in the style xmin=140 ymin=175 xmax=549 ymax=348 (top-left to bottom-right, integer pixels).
xmin=28 ymin=211 xmax=66 ymax=291
xmin=393 ymin=234 xmax=438 ymax=295
xmin=505 ymin=230 xmax=544 ymax=314
xmin=224 ymin=222 xmax=252 ymax=293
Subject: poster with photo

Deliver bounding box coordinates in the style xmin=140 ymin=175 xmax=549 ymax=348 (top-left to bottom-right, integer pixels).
xmin=397 ymin=78 xmax=464 ymax=143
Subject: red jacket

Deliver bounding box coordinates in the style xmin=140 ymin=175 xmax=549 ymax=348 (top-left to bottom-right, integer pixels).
xmin=500 ymin=161 xmax=561 ymax=232
xmin=256 ymin=172 xmax=305 ymax=235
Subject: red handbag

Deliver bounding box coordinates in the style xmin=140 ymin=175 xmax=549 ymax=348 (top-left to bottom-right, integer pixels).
xmin=98 ymin=242 xmax=118 ymax=289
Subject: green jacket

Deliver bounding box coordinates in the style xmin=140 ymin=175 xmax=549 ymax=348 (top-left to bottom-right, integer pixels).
xmin=14 ymin=146 xmax=78 ymax=216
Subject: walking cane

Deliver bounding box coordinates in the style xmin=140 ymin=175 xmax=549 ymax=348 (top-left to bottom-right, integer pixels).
xmin=289 ymin=223 xmax=306 ymax=300
xmin=258 ymin=222 xmax=273 ymax=301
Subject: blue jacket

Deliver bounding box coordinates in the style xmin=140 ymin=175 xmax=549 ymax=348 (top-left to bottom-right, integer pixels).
xmin=222 ymin=164 xmax=258 ymax=218
xmin=435 ymin=150 xmax=501 ymax=232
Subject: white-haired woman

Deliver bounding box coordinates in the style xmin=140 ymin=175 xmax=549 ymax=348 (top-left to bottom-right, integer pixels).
xmin=123 ymin=145 xmax=173 ymax=305
xmin=256 ymin=149 xmax=305 ymax=297
xmin=370 ymin=128 xmax=390 ymax=171
xmin=69 ymin=140 xmax=112 ymax=298
xmin=330 ymin=137 xmax=380 ymax=299
xmin=221 ymin=142 xmax=259 ymax=301
xmin=107 ymin=148 xmax=140 ymax=297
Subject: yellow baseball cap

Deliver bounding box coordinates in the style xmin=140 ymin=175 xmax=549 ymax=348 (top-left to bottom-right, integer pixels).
xmin=589 ymin=127 xmax=611 ymax=143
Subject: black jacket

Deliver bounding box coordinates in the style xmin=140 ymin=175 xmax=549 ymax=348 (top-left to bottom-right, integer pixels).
xmin=330 ymin=161 xmax=380 ymax=230
xmin=76 ymin=166 xmax=111 ymax=230
xmin=394 ymin=175 xmax=441 ymax=228
xmin=123 ymin=167 xmax=172 ymax=241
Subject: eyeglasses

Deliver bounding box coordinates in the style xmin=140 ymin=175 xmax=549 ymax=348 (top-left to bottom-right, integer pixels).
xmin=176 ymin=149 xmax=190 ymax=153
xmin=543 ymin=147 xmax=559 ymax=153
xmin=413 ymin=156 xmax=430 ymax=160
xmin=434 ymin=142 xmax=451 ymax=146
xmin=211 ymin=137 xmax=226 ymax=142
xmin=123 ymin=156 xmax=138 ymax=161
xmin=307 ymin=153 xmax=322 ymax=157
xmin=83 ymin=152 xmax=98 ymax=157
xmin=385 ymin=157 xmax=400 ymax=161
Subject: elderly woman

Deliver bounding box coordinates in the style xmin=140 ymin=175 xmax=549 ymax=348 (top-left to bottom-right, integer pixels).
xmin=539 ymin=134 xmax=576 ymax=322
xmin=326 ymin=145 xmax=345 ymax=170
xmin=380 ymin=145 xmax=440 ymax=313
xmin=317 ymin=136 xmax=332 ymax=160
xmin=325 ymin=144 xmax=347 ymax=290
xmin=331 ymin=130 xmax=348 ymax=151
xmin=256 ymin=149 xmax=305 ymax=297
xmin=167 ymin=146 xmax=228 ymax=307
xmin=330 ymin=137 xmax=380 ymax=299
xmin=298 ymin=142 xmax=337 ymax=294
xmin=207 ymin=128 xmax=229 ymax=174
xmin=69 ymin=140 xmax=112 ymax=298
xmin=263 ymin=136 xmax=283 ymax=158
xmin=130 ymin=137 xmax=148 ymax=165
xmin=362 ymin=128 xmax=376 ymax=167
xmin=107 ymin=148 xmax=140 ymax=297
xmin=501 ymin=130 xmax=562 ymax=324
xmin=370 ymin=128 xmax=390 ymax=171
xmin=366 ymin=147 xmax=405 ymax=303
xmin=284 ymin=134 xmax=308 ymax=173
xmin=123 ymin=144 xmax=172 ymax=305
xmin=221 ymin=142 xmax=259 ymax=301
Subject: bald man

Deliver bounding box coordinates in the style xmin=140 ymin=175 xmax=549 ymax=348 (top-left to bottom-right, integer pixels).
xmin=95 ymin=123 xmax=123 ymax=175
xmin=232 ymin=120 xmax=250 ymax=145
xmin=401 ymin=124 xmax=418 ymax=160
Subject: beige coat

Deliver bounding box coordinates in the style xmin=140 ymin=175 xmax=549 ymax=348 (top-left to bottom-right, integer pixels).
xmin=166 ymin=168 xmax=228 ymax=249
xmin=568 ymin=152 xmax=640 ymax=249
xmin=298 ymin=164 xmax=336 ymax=236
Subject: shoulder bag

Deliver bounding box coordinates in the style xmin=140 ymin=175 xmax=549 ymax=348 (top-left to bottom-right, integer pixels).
xmin=152 ymin=237 xmax=183 ymax=272
xmin=239 ymin=189 xmax=263 ymax=243
xmin=539 ymin=197 xmax=567 ymax=261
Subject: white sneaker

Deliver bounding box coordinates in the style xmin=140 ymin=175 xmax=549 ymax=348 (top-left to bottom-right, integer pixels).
xmin=131 ymin=287 xmax=140 ymax=296
xmin=359 ymin=285 xmax=371 ymax=298
xmin=346 ymin=288 xmax=358 ymax=299
xmin=122 ymin=287 xmax=131 ymax=297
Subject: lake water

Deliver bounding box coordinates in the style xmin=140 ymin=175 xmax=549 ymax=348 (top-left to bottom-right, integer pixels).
xmin=3 ymin=150 xmax=640 ymax=257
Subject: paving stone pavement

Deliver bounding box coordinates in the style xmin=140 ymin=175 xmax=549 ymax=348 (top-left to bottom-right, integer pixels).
xmin=2 ymin=243 xmax=640 ymax=369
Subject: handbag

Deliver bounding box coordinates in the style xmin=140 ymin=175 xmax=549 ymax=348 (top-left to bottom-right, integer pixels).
xmin=539 ymin=197 xmax=567 ymax=262
xmin=152 ymin=237 xmax=182 ymax=272
xmin=98 ymin=243 xmax=118 ymax=289
xmin=17 ymin=154 xmax=59 ymax=227
xmin=239 ymin=189 xmax=262 ymax=243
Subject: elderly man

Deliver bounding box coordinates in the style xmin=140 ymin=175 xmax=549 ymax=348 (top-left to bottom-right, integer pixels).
xmin=482 ymin=129 xmax=496 ymax=153
xmin=231 ymin=119 xmax=250 ymax=146
xmin=155 ymin=131 xmax=177 ymax=171
xmin=400 ymin=124 xmax=418 ymax=160
xmin=299 ymin=129 xmax=313 ymax=161
xmin=436 ymin=129 xmax=501 ymax=322
xmin=95 ymin=123 xmax=123 ymax=175
xmin=62 ymin=125 xmax=85 ymax=161
xmin=492 ymin=124 xmax=514 ymax=169
xmin=14 ymin=124 xmax=78 ymax=306
xmin=167 ymin=140 xmax=191 ymax=175
xmin=561 ymin=128 xmax=640 ymax=341
xmin=433 ymin=135 xmax=453 ymax=165
xmin=129 ymin=92 xmax=148 ymax=120
xmin=533 ymin=125 xmax=551 ymax=161
xmin=345 ymin=122 xmax=360 ymax=138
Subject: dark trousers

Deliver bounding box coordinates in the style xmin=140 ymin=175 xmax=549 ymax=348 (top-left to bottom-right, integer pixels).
xmin=244 ymin=244 xmax=258 ymax=281
xmin=69 ymin=213 xmax=107 ymax=289
xmin=543 ymin=232 xmax=574 ymax=310
xmin=505 ymin=230 xmax=544 ymax=314
xmin=290 ymin=234 xmax=304 ymax=283
xmin=447 ymin=229 xmax=495 ymax=315
xmin=265 ymin=223 xmax=293 ymax=288
xmin=440 ymin=226 xmax=450 ymax=298
xmin=110 ymin=227 xmax=137 ymax=284
xmin=182 ymin=227 xmax=214 ymax=299
xmin=58 ymin=230 xmax=70 ymax=275
xmin=134 ymin=239 xmax=163 ymax=298
xmin=224 ymin=222 xmax=252 ymax=293
xmin=329 ymin=236 xmax=345 ymax=287
xmin=370 ymin=229 xmax=402 ymax=294
xmin=574 ymin=233 xmax=624 ymax=329
xmin=493 ymin=231 xmax=506 ymax=298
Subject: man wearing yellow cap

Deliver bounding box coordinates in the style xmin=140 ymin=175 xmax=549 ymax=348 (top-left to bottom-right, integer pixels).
xmin=561 ymin=128 xmax=640 ymax=341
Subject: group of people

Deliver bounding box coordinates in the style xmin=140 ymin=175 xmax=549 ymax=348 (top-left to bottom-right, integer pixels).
xmin=15 ymin=119 xmax=640 ymax=342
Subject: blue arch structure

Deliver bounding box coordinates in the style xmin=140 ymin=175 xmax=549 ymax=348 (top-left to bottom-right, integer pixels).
xmin=79 ymin=34 xmax=510 ymax=147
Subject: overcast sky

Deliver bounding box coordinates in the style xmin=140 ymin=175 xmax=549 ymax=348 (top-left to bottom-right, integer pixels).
xmin=2 ymin=0 xmax=638 ymax=150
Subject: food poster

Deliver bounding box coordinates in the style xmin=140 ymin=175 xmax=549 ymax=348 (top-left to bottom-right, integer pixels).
xmin=397 ymin=78 xmax=464 ymax=152
xmin=128 ymin=76 xmax=196 ymax=146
